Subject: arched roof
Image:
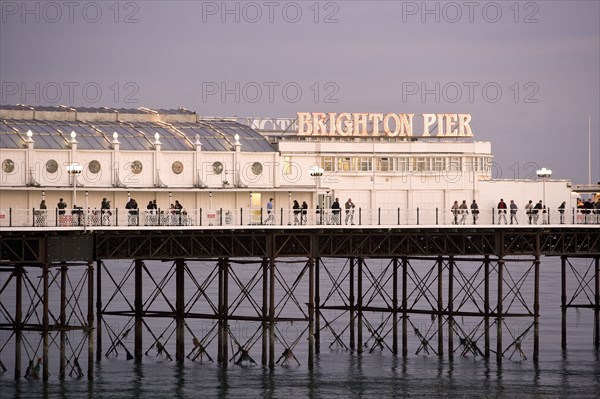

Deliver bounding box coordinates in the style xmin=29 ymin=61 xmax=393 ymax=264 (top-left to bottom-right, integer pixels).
xmin=0 ymin=105 xmax=275 ymax=152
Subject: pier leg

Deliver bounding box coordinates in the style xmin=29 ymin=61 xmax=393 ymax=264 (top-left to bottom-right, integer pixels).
xmin=448 ymin=256 xmax=454 ymax=360
xmin=269 ymin=257 xmax=275 ymax=368
xmin=175 ymin=259 xmax=185 ymax=362
xmin=484 ymin=255 xmax=490 ymax=358
xmin=315 ymin=256 xmax=321 ymax=354
xmin=96 ymin=260 xmax=102 ymax=362
xmin=402 ymin=257 xmax=408 ymax=357
xmin=87 ymin=261 xmax=94 ymax=380
xmin=262 ymin=258 xmax=268 ymax=366
xmin=497 ymin=258 xmax=504 ymax=363
xmin=350 ymin=257 xmax=355 ymax=351
xmin=60 ymin=264 xmax=68 ymax=379
xmin=134 ymin=259 xmax=143 ymax=362
xmin=43 ymin=262 xmax=49 ymax=381
xmin=392 ymin=258 xmax=398 ymax=355
xmin=222 ymin=258 xmax=229 ymax=368
xmin=595 ymin=257 xmax=599 ymax=348
xmin=308 ymin=257 xmax=314 ymax=368
xmin=218 ymin=259 xmax=223 ymax=364
xmin=561 ymin=256 xmax=567 ymax=350
xmin=14 ymin=266 xmax=23 ymax=380
xmin=437 ymin=256 xmax=443 ymax=357
xmin=533 ymin=255 xmax=540 ymax=362
xmin=357 ymin=258 xmax=363 ymax=354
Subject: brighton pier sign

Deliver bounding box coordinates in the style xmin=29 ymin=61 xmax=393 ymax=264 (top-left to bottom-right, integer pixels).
xmin=297 ymin=112 xmax=473 ymax=137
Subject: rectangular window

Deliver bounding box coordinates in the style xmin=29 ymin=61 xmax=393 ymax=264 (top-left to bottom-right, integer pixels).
xmin=433 ymin=157 xmax=444 ymax=171
xmin=358 ymin=157 xmax=372 ymax=171
xmin=322 ymin=156 xmax=335 ymax=172
xmin=338 ymin=157 xmax=351 ymax=172
xmin=284 ymin=156 xmax=292 ymax=175
xmin=396 ymin=158 xmax=410 ymax=172
xmin=414 ymin=157 xmax=427 ymax=171
xmin=379 ymin=157 xmax=390 ymax=172
xmin=448 ymin=157 xmax=462 ymax=171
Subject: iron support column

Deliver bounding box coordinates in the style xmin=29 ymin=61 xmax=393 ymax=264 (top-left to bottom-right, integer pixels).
xmin=14 ymin=266 xmax=23 ymax=380
xmin=43 ymin=262 xmax=49 ymax=381
xmin=349 ymin=257 xmax=355 ymax=350
xmin=175 ymin=259 xmax=185 ymax=362
xmin=595 ymin=257 xmax=599 ymax=348
xmin=262 ymin=257 xmax=268 ymax=365
xmin=402 ymin=257 xmax=408 ymax=357
xmin=60 ymin=264 xmax=68 ymax=379
xmin=315 ymin=256 xmax=321 ymax=354
xmin=497 ymin=258 xmax=504 ymax=363
xmin=223 ymin=258 xmax=229 ymax=368
xmin=87 ymin=261 xmax=94 ymax=380
xmin=357 ymin=257 xmax=363 ymax=354
xmin=484 ymin=255 xmax=490 ymax=358
xmin=534 ymin=255 xmax=540 ymax=362
xmin=561 ymin=256 xmax=567 ymax=350
xmin=437 ymin=256 xmax=443 ymax=357
xmin=308 ymin=257 xmax=314 ymax=368
xmin=392 ymin=257 xmax=398 ymax=355
xmin=134 ymin=259 xmax=143 ymax=362
xmin=269 ymin=257 xmax=275 ymax=368
xmin=96 ymin=260 xmax=102 ymax=362
xmin=448 ymin=256 xmax=454 ymax=360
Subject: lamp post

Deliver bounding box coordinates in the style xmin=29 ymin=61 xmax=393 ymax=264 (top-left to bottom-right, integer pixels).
xmin=310 ymin=165 xmax=324 ymax=224
xmin=66 ymin=163 xmax=83 ymax=207
xmin=536 ymin=167 xmax=552 ymax=205
xmin=537 ymin=167 xmax=552 ymax=223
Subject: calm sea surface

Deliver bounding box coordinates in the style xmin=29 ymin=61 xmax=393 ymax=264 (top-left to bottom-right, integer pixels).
xmin=1 ymin=257 xmax=599 ymax=398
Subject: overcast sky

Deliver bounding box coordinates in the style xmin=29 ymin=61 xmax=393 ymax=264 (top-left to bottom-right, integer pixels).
xmin=1 ymin=1 xmax=598 ymax=183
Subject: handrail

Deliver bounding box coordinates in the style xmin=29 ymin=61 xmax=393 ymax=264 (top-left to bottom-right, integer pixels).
xmin=2 ymin=207 xmax=599 ymax=229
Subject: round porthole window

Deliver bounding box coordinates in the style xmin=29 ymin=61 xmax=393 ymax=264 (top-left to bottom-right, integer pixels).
xmin=46 ymin=159 xmax=58 ymax=173
xmin=2 ymin=159 xmax=14 ymax=173
xmin=172 ymin=161 xmax=184 ymax=175
xmin=212 ymin=161 xmax=223 ymax=175
xmin=131 ymin=160 xmax=143 ymax=174
xmin=88 ymin=160 xmax=101 ymax=174
xmin=251 ymin=162 xmax=263 ymax=176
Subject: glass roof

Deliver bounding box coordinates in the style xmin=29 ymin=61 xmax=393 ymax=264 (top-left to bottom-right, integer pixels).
xmin=1 ymin=117 xmax=275 ymax=152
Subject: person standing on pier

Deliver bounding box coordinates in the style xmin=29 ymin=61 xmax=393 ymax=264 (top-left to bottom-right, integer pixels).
xmin=526 ymin=200 xmax=534 ymax=224
xmin=125 ymin=198 xmax=138 ymax=226
xmin=293 ymin=200 xmax=301 ymax=225
xmin=451 ymin=201 xmax=459 ymax=225
xmin=533 ymin=200 xmax=543 ymax=224
xmin=265 ymin=198 xmax=275 ymax=225
xmin=459 ymin=200 xmax=468 ymax=225
xmin=301 ymin=201 xmax=308 ymax=224
xmin=345 ymin=198 xmax=355 ymax=225
xmin=497 ymin=199 xmax=508 ymax=224
xmin=509 ymin=200 xmax=518 ymax=224
xmin=558 ymin=201 xmax=566 ymax=224
xmin=470 ymin=200 xmax=479 ymax=224
xmin=101 ymin=198 xmax=112 ymax=226
xmin=331 ymin=198 xmax=341 ymax=225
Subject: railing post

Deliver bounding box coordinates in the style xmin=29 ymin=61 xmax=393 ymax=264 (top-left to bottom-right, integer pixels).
xmin=358 ymin=208 xmax=362 ymax=225
xmin=220 ymin=208 xmax=223 ymax=225
xmin=572 ymin=208 xmax=575 ymax=224
xmin=377 ymin=208 xmax=381 ymax=225
xmin=435 ymin=207 xmax=439 ymax=225
xmin=115 ymin=209 xmax=119 ymax=226
xmin=416 ymin=207 xmax=419 ymax=225
xmin=397 ymin=207 xmax=400 ymax=225
xmin=32 ymin=208 xmax=35 ymax=227
xmin=240 ymin=207 xmax=243 ymax=225
xmin=260 ymin=208 xmax=263 ymax=225
xmin=9 ymin=208 xmax=12 ymax=227
xmin=280 ymin=208 xmax=284 ymax=225
xmin=492 ymin=208 xmax=495 ymax=225
xmin=199 ymin=208 xmax=202 ymax=226
xmin=55 ymin=208 xmax=58 ymax=227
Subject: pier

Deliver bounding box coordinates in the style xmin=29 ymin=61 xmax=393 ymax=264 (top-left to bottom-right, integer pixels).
xmin=0 ymin=223 xmax=598 ymax=381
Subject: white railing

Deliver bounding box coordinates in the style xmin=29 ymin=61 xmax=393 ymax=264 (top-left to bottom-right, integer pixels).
xmin=1 ymin=207 xmax=599 ymax=229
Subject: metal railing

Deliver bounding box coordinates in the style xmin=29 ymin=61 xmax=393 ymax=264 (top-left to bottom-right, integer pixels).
xmin=2 ymin=207 xmax=599 ymax=229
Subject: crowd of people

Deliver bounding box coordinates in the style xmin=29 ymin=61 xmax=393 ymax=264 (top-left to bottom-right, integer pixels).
xmin=29 ymin=195 xmax=600 ymax=227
